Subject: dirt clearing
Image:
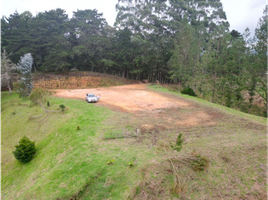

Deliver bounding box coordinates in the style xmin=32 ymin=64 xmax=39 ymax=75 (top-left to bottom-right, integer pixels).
xmin=53 ymin=84 xmax=220 ymax=126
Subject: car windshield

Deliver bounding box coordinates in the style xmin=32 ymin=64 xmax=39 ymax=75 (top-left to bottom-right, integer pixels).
xmin=88 ymin=94 xmax=95 ymax=97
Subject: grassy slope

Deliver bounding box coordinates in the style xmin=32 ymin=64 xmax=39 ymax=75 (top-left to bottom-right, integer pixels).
xmin=148 ymin=85 xmax=267 ymax=199
xmin=149 ymin=84 xmax=267 ymax=124
xmin=1 ymin=92 xmax=156 ymax=200
xmin=1 ymin=85 xmax=267 ymax=200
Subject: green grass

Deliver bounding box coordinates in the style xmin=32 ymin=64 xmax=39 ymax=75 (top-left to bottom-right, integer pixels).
xmin=1 ymin=92 xmax=156 ymax=200
xmin=148 ymin=84 xmax=267 ymax=124
xmin=1 ymin=88 xmax=267 ymax=200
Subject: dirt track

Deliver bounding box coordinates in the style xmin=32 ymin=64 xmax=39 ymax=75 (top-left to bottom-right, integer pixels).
xmin=53 ymin=84 xmax=221 ymax=126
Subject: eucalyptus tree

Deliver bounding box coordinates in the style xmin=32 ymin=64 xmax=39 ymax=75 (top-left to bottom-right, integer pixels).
xmin=252 ymin=6 xmax=268 ymax=114
xmin=115 ymin=0 xmax=229 ymax=82
xmin=115 ymin=0 xmax=170 ymax=81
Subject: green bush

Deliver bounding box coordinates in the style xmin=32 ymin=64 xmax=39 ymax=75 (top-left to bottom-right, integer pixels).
xmin=59 ymin=104 xmax=66 ymax=112
xmin=181 ymin=87 xmax=197 ymax=97
xmin=13 ymin=136 xmax=37 ymax=163
xmin=29 ymin=88 xmax=51 ymax=105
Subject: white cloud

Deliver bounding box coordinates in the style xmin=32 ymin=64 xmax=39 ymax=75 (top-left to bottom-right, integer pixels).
xmin=221 ymin=0 xmax=266 ymax=35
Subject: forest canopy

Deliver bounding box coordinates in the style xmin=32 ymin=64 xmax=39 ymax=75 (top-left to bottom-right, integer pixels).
xmin=1 ymin=1 xmax=267 ymax=116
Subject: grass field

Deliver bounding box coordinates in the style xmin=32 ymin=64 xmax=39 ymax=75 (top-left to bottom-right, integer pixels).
xmin=1 ymin=85 xmax=267 ymax=200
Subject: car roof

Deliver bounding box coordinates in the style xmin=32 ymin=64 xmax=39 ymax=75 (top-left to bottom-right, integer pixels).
xmin=87 ymin=93 xmax=95 ymax=95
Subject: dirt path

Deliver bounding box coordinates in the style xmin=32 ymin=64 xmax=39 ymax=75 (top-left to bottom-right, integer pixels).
xmin=53 ymin=84 xmax=221 ymax=126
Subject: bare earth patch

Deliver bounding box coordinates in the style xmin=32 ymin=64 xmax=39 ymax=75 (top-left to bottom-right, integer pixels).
xmin=53 ymin=84 xmax=218 ymax=126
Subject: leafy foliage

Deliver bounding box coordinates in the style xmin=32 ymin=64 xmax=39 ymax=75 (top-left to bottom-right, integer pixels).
xmin=1 ymin=4 xmax=267 ymax=116
xmin=59 ymin=104 xmax=66 ymax=112
xmin=181 ymin=87 xmax=197 ymax=97
xmin=29 ymin=88 xmax=51 ymax=106
xmin=13 ymin=136 xmax=37 ymax=163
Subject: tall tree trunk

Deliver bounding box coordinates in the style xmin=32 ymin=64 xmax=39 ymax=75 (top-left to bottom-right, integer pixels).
xmin=7 ymin=81 xmax=12 ymax=95
xmin=265 ymin=91 xmax=268 ymax=114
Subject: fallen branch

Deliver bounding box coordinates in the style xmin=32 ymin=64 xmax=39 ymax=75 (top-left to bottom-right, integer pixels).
xmin=103 ymin=135 xmax=138 ymax=140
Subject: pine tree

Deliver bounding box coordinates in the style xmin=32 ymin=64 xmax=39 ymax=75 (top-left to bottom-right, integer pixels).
xmin=13 ymin=136 xmax=37 ymax=163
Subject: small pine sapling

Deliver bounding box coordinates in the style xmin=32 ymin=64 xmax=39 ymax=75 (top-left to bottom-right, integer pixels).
xmin=13 ymin=136 xmax=37 ymax=163
xmin=171 ymin=133 xmax=183 ymax=152
xmin=59 ymin=104 xmax=66 ymax=112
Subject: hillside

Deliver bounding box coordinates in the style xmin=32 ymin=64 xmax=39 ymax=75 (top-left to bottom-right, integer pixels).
xmin=1 ymin=85 xmax=267 ymax=199
xmin=32 ymin=71 xmax=140 ymax=89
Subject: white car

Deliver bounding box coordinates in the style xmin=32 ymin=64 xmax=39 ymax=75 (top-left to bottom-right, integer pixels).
xmin=85 ymin=93 xmax=100 ymax=103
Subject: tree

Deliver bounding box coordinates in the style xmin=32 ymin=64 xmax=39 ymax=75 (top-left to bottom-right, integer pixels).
xmin=1 ymin=49 xmax=16 ymax=94
xmin=16 ymin=53 xmax=34 ymax=97
xmin=253 ymin=6 xmax=268 ymax=115
xmin=1 ymin=11 xmax=34 ymax=63
xmin=33 ymin=9 xmax=71 ymax=71
xmin=13 ymin=136 xmax=37 ymax=163
xmin=70 ymin=9 xmax=108 ymax=71
xmin=115 ymin=0 xmax=229 ymax=83
xmin=168 ymin=21 xmax=200 ymax=86
xmin=230 ymin=30 xmax=242 ymax=39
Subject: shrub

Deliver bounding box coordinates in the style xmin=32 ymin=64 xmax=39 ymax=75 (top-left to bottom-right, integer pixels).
xmin=59 ymin=104 xmax=66 ymax=112
xmin=47 ymin=101 xmax=50 ymax=107
xmin=181 ymin=87 xmax=197 ymax=97
xmin=29 ymin=88 xmax=51 ymax=105
xmin=13 ymin=136 xmax=37 ymax=163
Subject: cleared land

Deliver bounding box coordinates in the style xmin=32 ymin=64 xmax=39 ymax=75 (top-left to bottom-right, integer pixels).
xmin=53 ymin=84 xmax=219 ymax=126
xmin=2 ymin=84 xmax=267 ymax=200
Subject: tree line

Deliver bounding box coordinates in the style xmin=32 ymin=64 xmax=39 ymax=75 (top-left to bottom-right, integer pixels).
xmin=1 ymin=0 xmax=267 ymax=116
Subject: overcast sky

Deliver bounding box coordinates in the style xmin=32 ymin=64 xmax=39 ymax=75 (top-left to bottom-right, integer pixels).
xmin=1 ymin=0 xmax=266 ymax=36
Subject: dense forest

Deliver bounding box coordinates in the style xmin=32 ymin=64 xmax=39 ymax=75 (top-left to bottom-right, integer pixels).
xmin=1 ymin=0 xmax=267 ymax=116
